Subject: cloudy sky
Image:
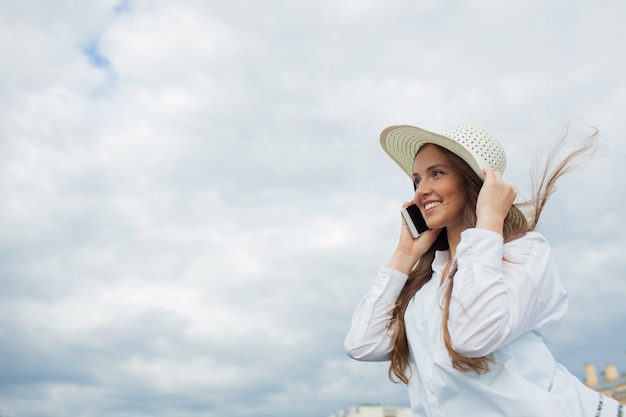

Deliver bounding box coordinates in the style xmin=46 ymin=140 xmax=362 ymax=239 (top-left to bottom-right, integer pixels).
xmin=1 ymin=0 xmax=625 ymax=416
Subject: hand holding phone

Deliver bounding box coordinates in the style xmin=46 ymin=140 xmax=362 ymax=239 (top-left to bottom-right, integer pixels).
xmin=401 ymin=204 xmax=430 ymax=238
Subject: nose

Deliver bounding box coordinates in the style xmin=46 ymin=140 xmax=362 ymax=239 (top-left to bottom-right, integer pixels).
xmin=413 ymin=180 xmax=430 ymax=205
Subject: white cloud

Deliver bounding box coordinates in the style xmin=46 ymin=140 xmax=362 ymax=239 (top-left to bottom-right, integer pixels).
xmin=1 ymin=0 xmax=625 ymax=416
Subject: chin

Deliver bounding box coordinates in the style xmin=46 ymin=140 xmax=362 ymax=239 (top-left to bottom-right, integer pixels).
xmin=424 ymin=217 xmax=444 ymax=230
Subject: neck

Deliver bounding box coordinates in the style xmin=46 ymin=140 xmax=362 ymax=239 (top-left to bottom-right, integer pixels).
xmin=446 ymin=225 xmax=466 ymax=260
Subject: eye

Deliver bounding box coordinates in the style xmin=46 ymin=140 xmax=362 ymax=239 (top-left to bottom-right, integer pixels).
xmin=413 ymin=178 xmax=421 ymax=190
xmin=432 ymin=170 xmax=444 ymax=178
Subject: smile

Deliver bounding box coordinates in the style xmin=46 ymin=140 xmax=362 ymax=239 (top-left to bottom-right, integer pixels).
xmin=424 ymin=201 xmax=441 ymax=211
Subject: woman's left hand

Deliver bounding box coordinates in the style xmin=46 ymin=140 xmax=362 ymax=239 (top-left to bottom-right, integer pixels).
xmin=475 ymin=167 xmax=517 ymax=235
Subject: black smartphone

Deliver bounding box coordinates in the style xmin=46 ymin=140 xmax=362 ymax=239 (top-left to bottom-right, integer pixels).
xmin=400 ymin=204 xmax=430 ymax=238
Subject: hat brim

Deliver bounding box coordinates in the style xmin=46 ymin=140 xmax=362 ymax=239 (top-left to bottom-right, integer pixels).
xmin=380 ymin=125 xmax=486 ymax=180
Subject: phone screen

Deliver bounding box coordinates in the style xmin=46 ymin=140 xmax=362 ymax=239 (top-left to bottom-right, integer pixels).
xmin=401 ymin=204 xmax=430 ymax=238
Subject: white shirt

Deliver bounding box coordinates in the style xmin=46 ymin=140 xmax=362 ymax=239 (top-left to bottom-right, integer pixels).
xmin=345 ymin=228 xmax=621 ymax=417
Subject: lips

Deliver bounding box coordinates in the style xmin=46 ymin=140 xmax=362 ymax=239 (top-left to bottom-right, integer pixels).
xmin=423 ymin=201 xmax=442 ymax=211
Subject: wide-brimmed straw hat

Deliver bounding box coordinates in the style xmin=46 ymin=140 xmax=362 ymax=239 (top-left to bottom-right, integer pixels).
xmin=380 ymin=122 xmax=506 ymax=180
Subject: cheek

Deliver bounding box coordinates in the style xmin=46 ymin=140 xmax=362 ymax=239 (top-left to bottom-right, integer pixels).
xmin=461 ymin=192 xmax=477 ymax=221
xmin=448 ymin=186 xmax=470 ymax=213
xmin=442 ymin=179 xmax=466 ymax=201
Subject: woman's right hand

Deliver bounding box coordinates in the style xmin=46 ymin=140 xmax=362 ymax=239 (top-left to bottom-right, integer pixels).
xmin=387 ymin=201 xmax=442 ymax=275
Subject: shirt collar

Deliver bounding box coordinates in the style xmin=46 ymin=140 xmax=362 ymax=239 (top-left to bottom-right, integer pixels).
xmin=433 ymin=249 xmax=451 ymax=272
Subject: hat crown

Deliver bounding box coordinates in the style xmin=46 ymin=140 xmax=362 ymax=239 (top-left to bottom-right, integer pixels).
xmin=442 ymin=122 xmax=507 ymax=173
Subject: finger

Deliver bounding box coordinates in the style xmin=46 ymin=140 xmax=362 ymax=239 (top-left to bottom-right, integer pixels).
xmin=482 ymin=167 xmax=500 ymax=182
xmin=485 ymin=168 xmax=506 ymax=186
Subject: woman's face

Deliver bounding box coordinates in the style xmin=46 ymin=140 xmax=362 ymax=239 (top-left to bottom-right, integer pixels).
xmin=412 ymin=144 xmax=469 ymax=234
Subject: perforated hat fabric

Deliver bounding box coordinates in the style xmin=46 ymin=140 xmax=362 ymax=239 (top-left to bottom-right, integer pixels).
xmin=380 ymin=122 xmax=507 ymax=180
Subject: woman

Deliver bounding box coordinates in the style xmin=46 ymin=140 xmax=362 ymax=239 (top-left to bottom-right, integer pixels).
xmin=344 ymin=122 xmax=622 ymax=417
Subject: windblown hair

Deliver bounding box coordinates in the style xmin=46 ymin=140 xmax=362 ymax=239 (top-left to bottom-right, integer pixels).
xmin=387 ymin=127 xmax=599 ymax=383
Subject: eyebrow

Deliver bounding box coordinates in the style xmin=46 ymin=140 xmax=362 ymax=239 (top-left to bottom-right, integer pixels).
xmin=413 ymin=163 xmax=447 ymax=178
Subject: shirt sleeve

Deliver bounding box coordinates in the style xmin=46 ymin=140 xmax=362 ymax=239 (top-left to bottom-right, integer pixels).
xmin=344 ymin=266 xmax=408 ymax=362
xmin=446 ymin=229 xmax=568 ymax=358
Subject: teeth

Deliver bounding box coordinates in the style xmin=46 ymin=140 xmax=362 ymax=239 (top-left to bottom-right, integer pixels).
xmin=424 ymin=202 xmax=441 ymax=210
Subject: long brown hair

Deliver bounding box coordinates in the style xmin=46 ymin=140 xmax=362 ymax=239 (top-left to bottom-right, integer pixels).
xmin=387 ymin=127 xmax=599 ymax=383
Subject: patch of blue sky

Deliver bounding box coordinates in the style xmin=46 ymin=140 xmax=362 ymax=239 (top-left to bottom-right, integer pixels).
xmin=82 ymin=39 xmax=116 ymax=97
xmin=83 ymin=40 xmax=111 ymax=69
xmin=114 ymin=0 xmax=131 ymax=15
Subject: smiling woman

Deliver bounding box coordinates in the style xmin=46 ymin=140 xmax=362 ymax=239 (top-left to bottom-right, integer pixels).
xmin=344 ymin=122 xmax=623 ymax=417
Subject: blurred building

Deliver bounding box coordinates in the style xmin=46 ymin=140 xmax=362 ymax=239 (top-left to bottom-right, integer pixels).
xmin=584 ymin=363 xmax=626 ymax=404
xmin=330 ymin=404 xmax=412 ymax=417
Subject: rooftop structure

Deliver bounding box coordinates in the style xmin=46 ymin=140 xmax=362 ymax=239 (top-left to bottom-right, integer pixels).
xmin=585 ymin=364 xmax=626 ymax=404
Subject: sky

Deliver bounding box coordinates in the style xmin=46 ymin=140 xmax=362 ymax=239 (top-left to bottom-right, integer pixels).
xmin=1 ymin=0 xmax=625 ymax=416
